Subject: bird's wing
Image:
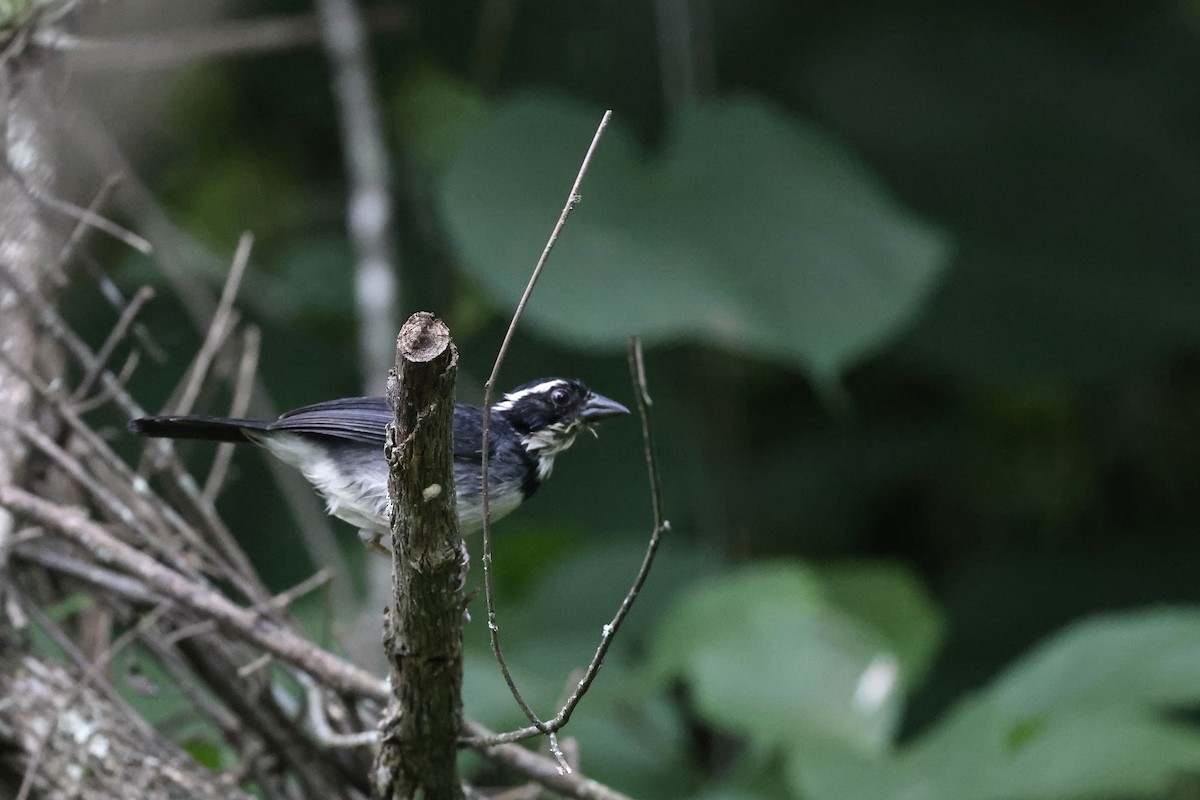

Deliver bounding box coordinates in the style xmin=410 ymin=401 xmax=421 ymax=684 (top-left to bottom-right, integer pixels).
xmin=268 ymin=397 xmax=502 ymax=458
xmin=268 ymin=397 xmax=393 ymax=446
xmin=451 ymin=405 xmax=520 ymax=464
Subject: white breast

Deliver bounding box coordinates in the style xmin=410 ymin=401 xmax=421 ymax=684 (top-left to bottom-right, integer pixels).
xmin=259 ymin=433 xmax=391 ymax=535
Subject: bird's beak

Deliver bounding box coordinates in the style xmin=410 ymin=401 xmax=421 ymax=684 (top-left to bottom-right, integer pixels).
xmin=579 ymin=392 xmax=630 ymax=422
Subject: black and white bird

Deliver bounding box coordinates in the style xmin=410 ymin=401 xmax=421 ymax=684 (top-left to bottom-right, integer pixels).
xmin=129 ymin=378 xmax=629 ymax=551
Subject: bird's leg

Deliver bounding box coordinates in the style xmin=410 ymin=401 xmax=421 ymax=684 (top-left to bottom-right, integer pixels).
xmin=358 ymin=529 xmax=391 ymax=558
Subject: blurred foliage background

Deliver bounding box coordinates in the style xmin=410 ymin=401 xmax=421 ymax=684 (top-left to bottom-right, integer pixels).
xmin=66 ymin=0 xmax=1200 ymax=797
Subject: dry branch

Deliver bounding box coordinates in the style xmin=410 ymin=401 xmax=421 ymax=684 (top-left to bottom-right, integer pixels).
xmin=0 ymin=484 xmax=386 ymax=700
xmin=0 ymin=646 xmax=253 ymax=800
xmin=45 ymin=7 xmax=411 ymax=71
xmin=375 ymin=312 xmax=466 ymax=798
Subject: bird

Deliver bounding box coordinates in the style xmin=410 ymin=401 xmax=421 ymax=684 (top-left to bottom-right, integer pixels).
xmin=128 ymin=378 xmax=629 ymax=553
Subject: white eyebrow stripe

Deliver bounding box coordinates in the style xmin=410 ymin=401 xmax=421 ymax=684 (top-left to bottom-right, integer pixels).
xmin=492 ymin=379 xmax=568 ymax=411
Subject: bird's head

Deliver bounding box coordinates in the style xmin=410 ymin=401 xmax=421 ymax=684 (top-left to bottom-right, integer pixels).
xmin=492 ymin=378 xmax=629 ymax=479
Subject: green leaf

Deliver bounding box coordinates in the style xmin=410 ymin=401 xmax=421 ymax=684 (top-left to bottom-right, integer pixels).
xmin=989 ymin=608 xmax=1200 ymax=715
xmin=794 ymin=705 xmax=1200 ymax=800
xmin=182 ymin=738 xmax=230 ymax=771
xmin=439 ymin=95 xmax=950 ymax=382
xmin=43 ymin=593 xmax=95 ymax=622
xmin=791 ymin=608 xmax=1200 ymax=800
xmin=814 ymin=562 xmax=944 ymax=687
xmin=651 ymin=562 xmax=923 ymax=754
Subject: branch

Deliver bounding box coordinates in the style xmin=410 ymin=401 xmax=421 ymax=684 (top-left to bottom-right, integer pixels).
xmin=7 ymin=492 xmax=627 ymax=799
xmin=39 ymin=7 xmax=412 ymax=71
xmin=375 ymin=311 xmax=466 ymax=798
xmin=63 ymin=106 xmax=352 ymax=593
xmin=172 ymin=231 xmax=253 ymax=415
xmin=0 ymin=645 xmax=254 ymax=800
xmin=478 ymin=109 xmax=612 ymax=752
xmin=69 ymin=284 xmax=154 ymax=403
xmin=462 ymin=722 xmax=634 ymax=800
xmin=0 ymin=484 xmax=385 ymax=699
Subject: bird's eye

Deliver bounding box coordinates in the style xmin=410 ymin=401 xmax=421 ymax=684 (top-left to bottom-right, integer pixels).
xmin=550 ymin=387 xmax=570 ymax=407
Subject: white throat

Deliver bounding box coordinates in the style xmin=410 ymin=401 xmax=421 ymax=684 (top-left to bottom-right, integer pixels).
xmin=521 ymin=422 xmax=581 ymax=480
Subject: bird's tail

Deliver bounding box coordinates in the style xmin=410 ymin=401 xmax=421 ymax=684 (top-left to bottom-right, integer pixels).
xmin=128 ymin=414 xmax=270 ymax=443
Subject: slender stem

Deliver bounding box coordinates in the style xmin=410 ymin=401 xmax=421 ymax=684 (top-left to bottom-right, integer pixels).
xmin=70 ymin=284 xmax=154 ymax=403
xmin=173 ymin=232 xmax=253 ymax=415
xmin=478 ymin=110 xmax=612 ymax=747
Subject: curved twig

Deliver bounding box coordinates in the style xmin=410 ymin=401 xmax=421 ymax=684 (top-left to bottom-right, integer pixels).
xmin=478 ymin=109 xmax=612 ymax=756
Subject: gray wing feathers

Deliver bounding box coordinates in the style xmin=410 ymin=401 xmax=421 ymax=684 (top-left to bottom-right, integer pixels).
xmin=268 ymin=397 xmax=393 ymax=446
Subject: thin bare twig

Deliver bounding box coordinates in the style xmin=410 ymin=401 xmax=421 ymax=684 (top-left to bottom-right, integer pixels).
xmin=203 ymin=325 xmax=261 ymax=502
xmin=77 ymin=251 xmax=166 ymax=361
xmin=150 ymin=568 xmax=331 ymax=647
xmin=38 ymin=7 xmax=411 ymax=71
xmin=12 ymin=541 xmax=164 ymax=606
xmin=51 ymin=172 xmax=123 ymax=277
xmin=0 ymin=484 xmax=386 ymax=699
xmin=0 ymin=148 xmax=151 ymax=255
xmin=315 ymin=0 xmax=398 ymax=392
xmin=265 ymin=566 xmax=335 ymax=613
xmin=40 ymin=191 xmax=152 ymax=254
xmin=70 ymin=285 xmax=154 ymax=402
xmin=236 ymin=652 xmax=273 ymax=678
xmin=299 ymin=671 xmax=379 ymax=749
xmin=173 ymin=232 xmax=253 ymax=416
xmin=74 ymin=350 xmax=141 ymax=413
xmin=65 ymin=105 xmax=352 ymax=593
xmin=463 ymin=337 xmax=670 ymax=747
xmin=478 ymin=109 xmax=612 ymax=750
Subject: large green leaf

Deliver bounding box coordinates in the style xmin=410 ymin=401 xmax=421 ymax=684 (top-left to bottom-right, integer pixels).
xmin=791 ymin=608 xmax=1200 ymax=800
xmin=814 ymin=562 xmax=944 ymax=687
xmin=988 ymin=608 xmax=1200 ymax=715
xmin=792 ymin=706 xmax=1200 ymax=800
xmin=651 ymin=562 xmax=941 ymax=755
xmin=439 ymin=95 xmax=950 ymax=382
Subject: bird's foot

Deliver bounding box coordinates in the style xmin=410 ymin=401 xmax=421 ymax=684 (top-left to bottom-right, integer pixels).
xmin=358 ymin=529 xmax=391 ymax=558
